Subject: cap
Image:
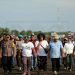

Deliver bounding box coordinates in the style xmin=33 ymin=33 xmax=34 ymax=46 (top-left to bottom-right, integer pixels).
xmin=18 ymin=34 xmax=23 ymax=38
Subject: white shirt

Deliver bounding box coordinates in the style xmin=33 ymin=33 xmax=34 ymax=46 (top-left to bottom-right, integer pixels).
xmin=21 ymin=42 xmax=34 ymax=57
xmin=64 ymin=42 xmax=74 ymax=54
xmin=36 ymin=40 xmax=48 ymax=56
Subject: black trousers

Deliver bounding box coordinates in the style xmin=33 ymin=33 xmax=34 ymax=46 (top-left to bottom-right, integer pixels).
xmin=37 ymin=56 xmax=47 ymax=71
xmin=66 ymin=54 xmax=73 ymax=69
xmin=51 ymin=58 xmax=60 ymax=72
xmin=2 ymin=56 xmax=12 ymax=72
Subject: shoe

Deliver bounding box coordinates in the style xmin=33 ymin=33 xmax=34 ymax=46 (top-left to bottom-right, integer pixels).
xmin=4 ymin=72 xmax=8 ymax=75
xmin=44 ymin=73 xmax=46 ymax=75
xmin=64 ymin=67 xmax=67 ymax=70
xmin=12 ymin=65 xmax=15 ymax=68
xmin=8 ymin=72 xmax=11 ymax=75
xmin=30 ymin=68 xmax=34 ymax=71
xmin=4 ymin=71 xmax=9 ymax=75
xmin=69 ymin=69 xmax=72 ymax=72
xmin=34 ymin=67 xmax=36 ymax=70
xmin=22 ymin=72 xmax=26 ymax=75
xmin=27 ymin=72 xmax=31 ymax=75
xmin=67 ymin=67 xmax=69 ymax=70
xmin=19 ymin=67 xmax=22 ymax=71
xmin=53 ymin=71 xmax=57 ymax=75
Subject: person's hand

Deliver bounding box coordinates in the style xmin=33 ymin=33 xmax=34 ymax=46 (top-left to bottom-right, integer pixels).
xmin=14 ymin=54 xmax=16 ymax=58
xmin=0 ymin=52 xmax=2 ymax=58
xmin=73 ymin=51 xmax=75 ymax=56
xmin=62 ymin=53 xmax=65 ymax=58
xmin=0 ymin=55 xmax=2 ymax=58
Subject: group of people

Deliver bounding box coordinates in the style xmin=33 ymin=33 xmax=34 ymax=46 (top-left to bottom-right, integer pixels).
xmin=0 ymin=32 xmax=75 ymax=75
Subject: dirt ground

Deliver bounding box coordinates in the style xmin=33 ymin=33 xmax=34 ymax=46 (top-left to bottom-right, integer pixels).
xmin=0 ymin=58 xmax=75 ymax=75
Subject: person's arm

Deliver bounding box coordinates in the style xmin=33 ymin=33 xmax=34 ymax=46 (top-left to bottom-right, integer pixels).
xmin=0 ymin=42 xmax=2 ymax=58
xmin=61 ymin=48 xmax=65 ymax=58
xmin=48 ymin=43 xmax=50 ymax=58
xmin=35 ymin=41 xmax=40 ymax=51
xmin=0 ymin=48 xmax=2 ymax=58
xmin=48 ymin=48 xmax=50 ymax=58
xmin=32 ymin=48 xmax=36 ymax=56
xmin=60 ymin=41 xmax=65 ymax=58
xmin=13 ymin=44 xmax=16 ymax=57
xmin=73 ymin=46 xmax=75 ymax=56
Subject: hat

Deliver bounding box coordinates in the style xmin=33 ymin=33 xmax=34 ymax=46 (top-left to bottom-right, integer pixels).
xmin=52 ymin=32 xmax=59 ymax=39
xmin=18 ymin=34 xmax=23 ymax=38
xmin=31 ymin=33 xmax=35 ymax=36
xmin=15 ymin=37 xmax=19 ymax=40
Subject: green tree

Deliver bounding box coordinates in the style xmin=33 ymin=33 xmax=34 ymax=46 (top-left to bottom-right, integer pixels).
xmin=20 ymin=30 xmax=26 ymax=36
xmin=0 ymin=27 xmax=10 ymax=36
xmin=26 ymin=30 xmax=32 ymax=35
xmin=11 ymin=30 xmax=19 ymax=36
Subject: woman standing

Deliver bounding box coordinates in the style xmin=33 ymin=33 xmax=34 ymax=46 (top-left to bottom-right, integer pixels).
xmin=64 ymin=37 xmax=74 ymax=71
xmin=21 ymin=36 xmax=35 ymax=75
xmin=36 ymin=32 xmax=49 ymax=75
xmin=16 ymin=34 xmax=24 ymax=71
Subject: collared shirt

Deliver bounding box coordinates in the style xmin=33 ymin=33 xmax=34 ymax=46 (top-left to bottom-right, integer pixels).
xmin=49 ymin=40 xmax=63 ymax=58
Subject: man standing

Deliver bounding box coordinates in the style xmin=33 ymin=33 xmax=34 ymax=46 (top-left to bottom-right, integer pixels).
xmin=49 ymin=33 xmax=64 ymax=75
xmin=1 ymin=35 xmax=16 ymax=75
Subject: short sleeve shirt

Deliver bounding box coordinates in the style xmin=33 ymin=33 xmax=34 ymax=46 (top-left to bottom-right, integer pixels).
xmin=36 ymin=40 xmax=48 ymax=56
xmin=49 ymin=40 xmax=63 ymax=58
xmin=22 ymin=42 xmax=34 ymax=57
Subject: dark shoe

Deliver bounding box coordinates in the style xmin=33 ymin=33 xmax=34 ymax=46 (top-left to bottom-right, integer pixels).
xmin=30 ymin=68 xmax=34 ymax=71
xmin=4 ymin=71 xmax=8 ymax=75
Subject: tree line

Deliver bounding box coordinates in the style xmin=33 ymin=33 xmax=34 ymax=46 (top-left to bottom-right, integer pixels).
xmin=0 ymin=27 xmax=72 ymax=37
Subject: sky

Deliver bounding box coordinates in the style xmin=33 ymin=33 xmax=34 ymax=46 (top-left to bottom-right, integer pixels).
xmin=0 ymin=0 xmax=75 ymax=32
